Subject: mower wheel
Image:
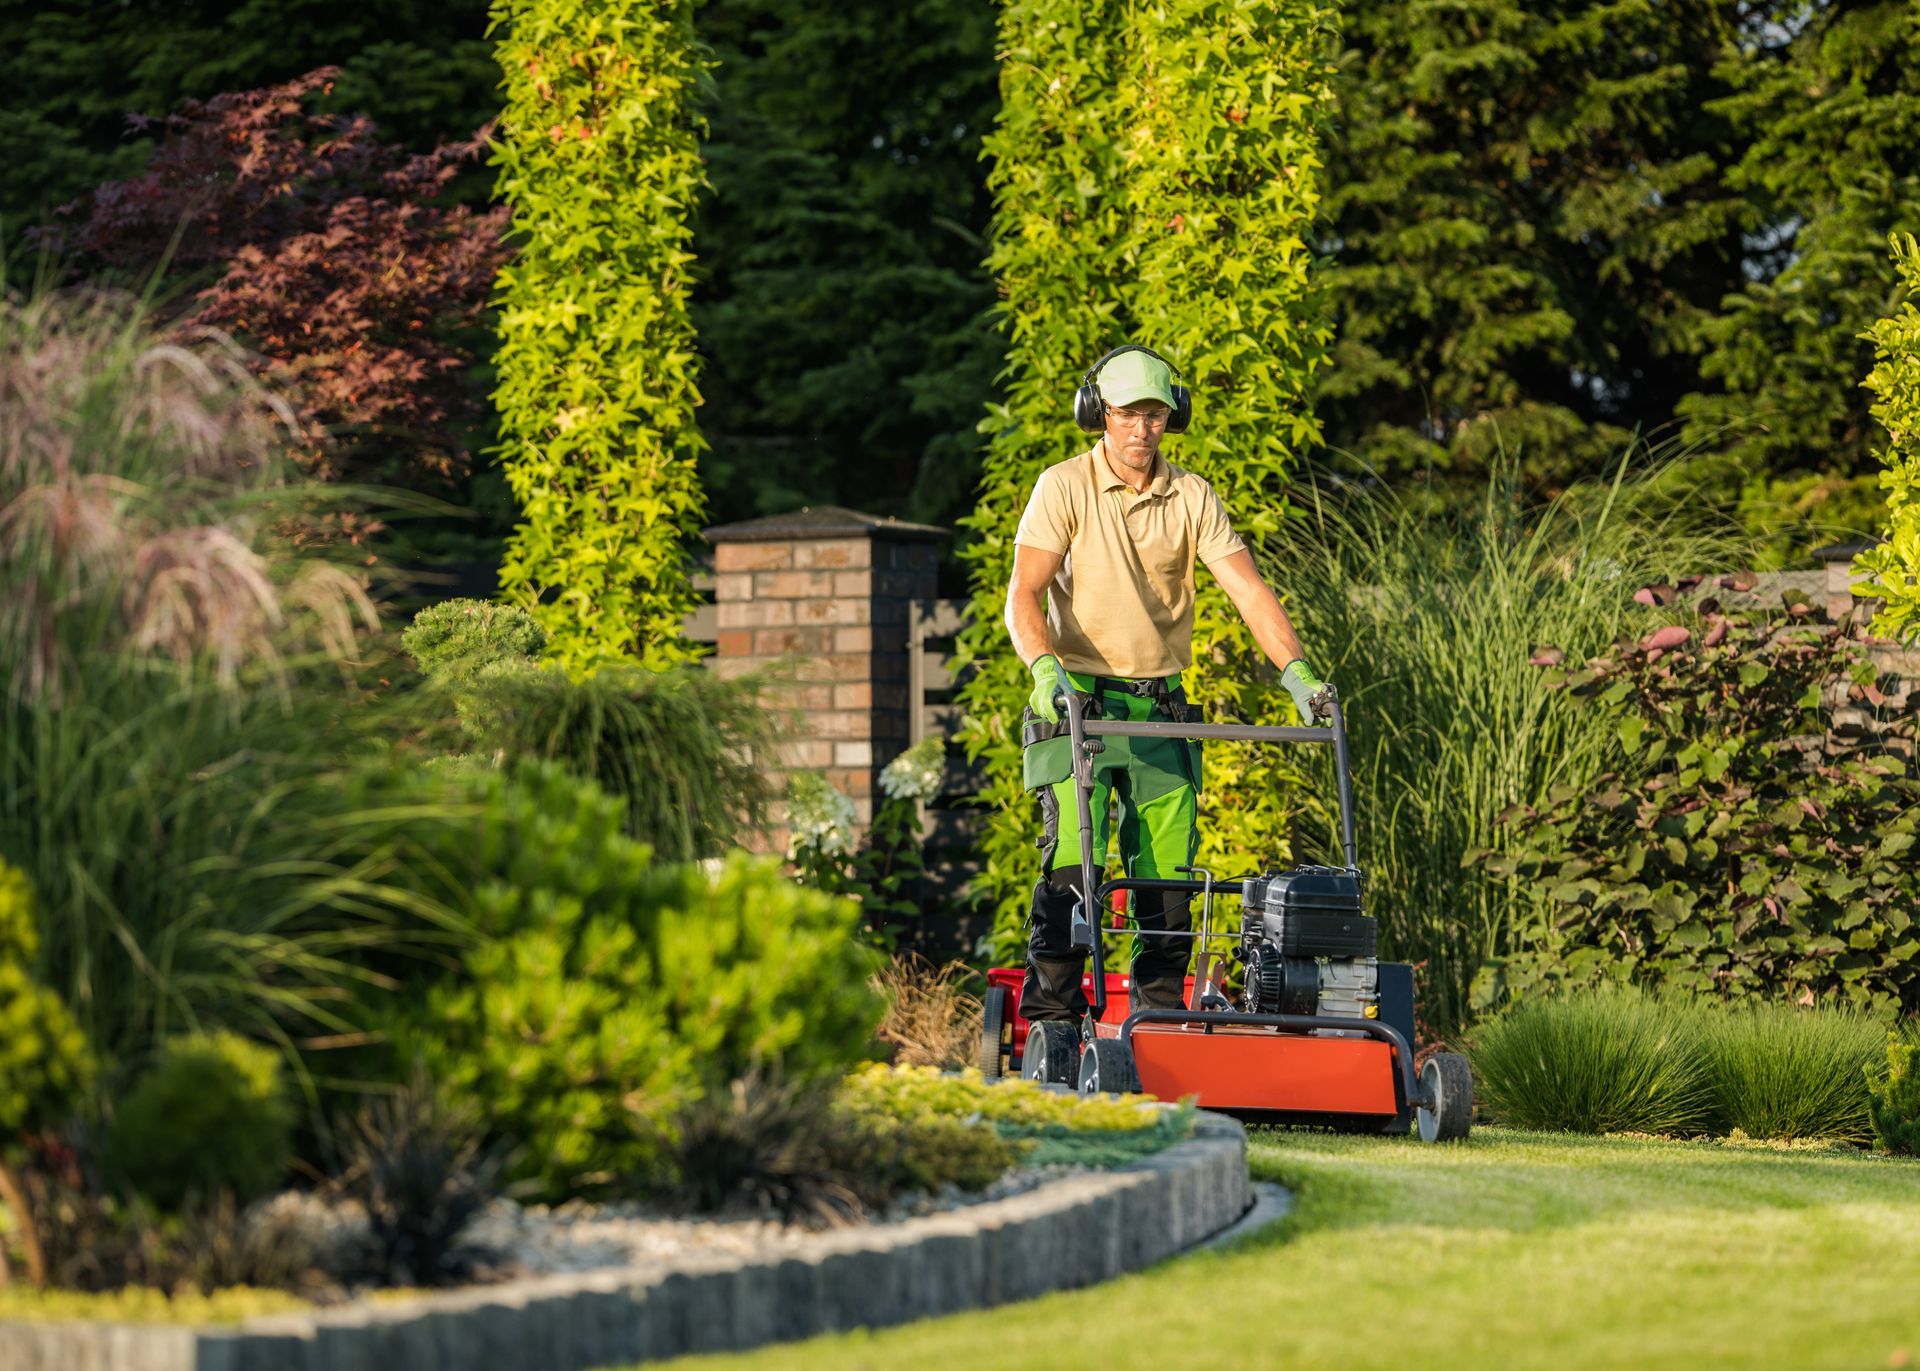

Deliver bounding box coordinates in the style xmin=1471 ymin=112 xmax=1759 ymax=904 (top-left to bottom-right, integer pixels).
xmin=1024 ymin=1022 xmax=1081 ymax=1086
xmin=979 ymin=986 xmax=1008 ymax=1078
xmin=1076 ymin=1038 xmax=1139 ymax=1096
xmin=1417 ymin=1052 xmax=1473 ymax=1143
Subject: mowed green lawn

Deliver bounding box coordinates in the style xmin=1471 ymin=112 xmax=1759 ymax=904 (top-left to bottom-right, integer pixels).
xmin=660 ymin=1128 xmax=1920 ymax=1371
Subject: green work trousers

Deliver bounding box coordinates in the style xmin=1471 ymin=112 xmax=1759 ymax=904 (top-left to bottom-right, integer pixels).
xmin=1019 ymin=671 xmax=1201 ymax=1021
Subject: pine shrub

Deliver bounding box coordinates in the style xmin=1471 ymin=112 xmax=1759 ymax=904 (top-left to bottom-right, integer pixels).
xmin=1867 ymin=1032 xmax=1920 ymax=1156
xmin=386 ymin=761 xmax=885 ymax=1200
xmin=103 ymin=1033 xmax=295 ymax=1211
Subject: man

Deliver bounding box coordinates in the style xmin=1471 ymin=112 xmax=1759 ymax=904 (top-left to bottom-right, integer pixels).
xmin=1004 ymin=344 xmax=1333 ymax=1023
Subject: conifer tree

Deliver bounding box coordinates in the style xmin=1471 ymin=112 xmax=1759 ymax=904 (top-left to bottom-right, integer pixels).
xmin=1680 ymin=2 xmax=1920 ymax=513
xmin=1319 ymin=0 xmax=1748 ymax=491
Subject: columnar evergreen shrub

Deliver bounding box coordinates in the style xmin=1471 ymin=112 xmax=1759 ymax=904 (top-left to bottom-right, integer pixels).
xmin=1483 ymin=600 xmax=1920 ymax=1016
xmin=957 ymin=0 xmax=1336 ymax=956
xmin=1854 ymin=233 xmax=1920 ymax=643
xmin=489 ymin=0 xmax=710 ymax=671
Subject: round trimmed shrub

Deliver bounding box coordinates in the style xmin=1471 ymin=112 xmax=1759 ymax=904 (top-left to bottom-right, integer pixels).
xmin=104 ymin=1032 xmax=295 ymax=1209
xmin=402 ymin=599 xmax=547 ymax=679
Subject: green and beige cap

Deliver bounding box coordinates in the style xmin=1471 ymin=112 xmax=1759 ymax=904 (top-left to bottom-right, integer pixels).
xmin=1097 ymin=349 xmax=1178 ymax=409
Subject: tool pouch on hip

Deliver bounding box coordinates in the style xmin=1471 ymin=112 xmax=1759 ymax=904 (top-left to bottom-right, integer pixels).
xmin=1019 ymin=692 xmax=1096 ymax=791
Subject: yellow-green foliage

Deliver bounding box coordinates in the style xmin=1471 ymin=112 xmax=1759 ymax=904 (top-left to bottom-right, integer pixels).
xmin=0 ymin=861 xmax=92 ymax=1138
xmin=103 ymin=1032 xmax=295 ymax=1210
xmin=1868 ymin=1032 xmax=1920 ymax=1155
xmin=488 ymin=0 xmax=709 ymax=672
xmin=1854 ymin=233 xmax=1920 ymax=643
xmin=957 ymin=0 xmax=1338 ymax=954
xmin=841 ymin=1064 xmax=1161 ymax=1134
xmin=838 ymin=1065 xmax=1195 ymax=1180
xmin=0 ymin=1285 xmax=306 ymax=1325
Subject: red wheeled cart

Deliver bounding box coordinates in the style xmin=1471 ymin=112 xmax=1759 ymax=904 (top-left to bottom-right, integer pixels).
xmin=979 ymin=691 xmax=1471 ymax=1143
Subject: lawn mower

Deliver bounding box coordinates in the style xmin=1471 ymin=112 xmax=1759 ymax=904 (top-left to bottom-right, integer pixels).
xmin=978 ymin=689 xmax=1472 ymax=1143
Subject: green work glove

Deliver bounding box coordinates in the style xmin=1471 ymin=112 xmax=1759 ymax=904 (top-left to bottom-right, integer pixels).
xmin=1281 ymin=658 xmax=1335 ymax=725
xmin=1027 ymin=653 xmax=1063 ymax=723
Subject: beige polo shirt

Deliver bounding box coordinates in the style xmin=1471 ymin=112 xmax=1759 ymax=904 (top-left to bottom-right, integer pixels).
xmin=1013 ymin=441 xmax=1247 ymax=678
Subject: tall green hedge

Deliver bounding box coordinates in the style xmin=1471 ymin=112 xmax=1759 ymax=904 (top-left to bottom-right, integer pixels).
xmin=489 ymin=0 xmax=709 ymax=672
xmin=1855 ymin=233 xmax=1920 ymax=643
xmin=957 ymin=0 xmax=1336 ymax=957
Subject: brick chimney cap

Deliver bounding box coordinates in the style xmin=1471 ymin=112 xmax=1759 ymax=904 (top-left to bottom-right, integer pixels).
xmin=704 ymin=504 xmax=949 ymax=543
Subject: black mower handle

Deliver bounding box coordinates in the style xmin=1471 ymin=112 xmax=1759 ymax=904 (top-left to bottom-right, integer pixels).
xmin=1057 ymin=687 xmax=1361 ymax=1022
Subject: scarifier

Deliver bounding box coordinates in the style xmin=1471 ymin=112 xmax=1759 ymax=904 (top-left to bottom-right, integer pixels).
xmin=979 ymin=687 xmax=1473 ymax=1142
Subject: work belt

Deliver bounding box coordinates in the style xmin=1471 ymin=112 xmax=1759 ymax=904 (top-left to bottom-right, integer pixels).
xmin=1021 ymin=674 xmax=1199 ymax=748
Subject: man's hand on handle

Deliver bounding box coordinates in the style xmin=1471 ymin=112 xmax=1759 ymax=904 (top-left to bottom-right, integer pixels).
xmin=1280 ymin=658 xmax=1336 ymax=725
xmin=1027 ymin=653 xmax=1064 ymax=723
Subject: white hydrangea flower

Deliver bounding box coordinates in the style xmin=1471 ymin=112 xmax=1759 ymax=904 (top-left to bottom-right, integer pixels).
xmin=878 ymin=736 xmax=946 ymax=802
xmin=786 ymin=771 xmax=856 ymax=857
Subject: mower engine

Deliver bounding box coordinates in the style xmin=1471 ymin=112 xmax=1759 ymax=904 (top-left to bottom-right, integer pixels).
xmin=1237 ymin=866 xmax=1378 ymax=1027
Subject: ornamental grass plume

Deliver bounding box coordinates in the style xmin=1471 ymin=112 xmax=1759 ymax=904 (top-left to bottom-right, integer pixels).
xmin=0 ymin=288 xmax=375 ymax=702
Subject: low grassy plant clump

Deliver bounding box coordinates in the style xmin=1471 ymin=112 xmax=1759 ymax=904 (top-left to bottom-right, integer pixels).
xmin=1468 ymin=987 xmax=1714 ymax=1135
xmin=1705 ymin=1002 xmax=1882 ymax=1143
xmin=403 ymin=598 xmax=779 ymax=862
xmin=1471 ymin=987 xmax=1898 ymax=1142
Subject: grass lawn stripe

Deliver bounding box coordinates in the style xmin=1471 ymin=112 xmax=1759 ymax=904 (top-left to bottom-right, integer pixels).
xmin=655 ymin=1128 xmax=1920 ymax=1371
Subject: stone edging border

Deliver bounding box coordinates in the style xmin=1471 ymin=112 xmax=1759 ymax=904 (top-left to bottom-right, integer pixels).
xmin=1 ymin=1111 xmax=1251 ymax=1371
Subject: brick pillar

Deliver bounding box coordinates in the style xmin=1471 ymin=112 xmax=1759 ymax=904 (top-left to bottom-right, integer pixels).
xmin=705 ymin=506 xmax=945 ymax=849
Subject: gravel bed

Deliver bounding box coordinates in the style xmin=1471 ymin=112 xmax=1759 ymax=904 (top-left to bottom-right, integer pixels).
xmin=254 ymin=1163 xmax=1094 ymax=1286
xmin=463 ymin=1163 xmax=1094 ymax=1277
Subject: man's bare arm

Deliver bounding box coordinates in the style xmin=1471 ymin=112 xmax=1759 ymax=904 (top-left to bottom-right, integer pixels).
xmin=1208 ymin=548 xmax=1306 ymax=670
xmin=1005 ymin=543 xmax=1065 ymax=665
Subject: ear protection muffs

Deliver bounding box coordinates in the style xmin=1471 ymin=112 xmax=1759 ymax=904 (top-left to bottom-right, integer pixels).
xmin=1072 ymin=343 xmax=1193 ymax=435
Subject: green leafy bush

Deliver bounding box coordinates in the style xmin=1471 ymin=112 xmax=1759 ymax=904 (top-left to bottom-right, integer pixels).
xmin=1854 ymin=232 xmax=1920 ymax=643
xmin=489 ymin=0 xmax=710 ymax=671
xmin=958 ymin=0 xmax=1336 ymax=961
xmin=0 ymin=863 xmax=92 ymax=1141
xmin=387 ymin=761 xmax=884 ymax=1199
xmin=1483 ymin=601 xmax=1920 ymax=1016
xmin=103 ymin=1033 xmax=295 ymax=1210
xmin=1705 ymin=1002 xmax=1882 ymax=1144
xmin=1868 ymin=1032 xmax=1920 ymax=1156
xmin=1468 ymin=988 xmax=1715 ymax=1135
xmin=402 ymin=600 xmax=547 ymax=680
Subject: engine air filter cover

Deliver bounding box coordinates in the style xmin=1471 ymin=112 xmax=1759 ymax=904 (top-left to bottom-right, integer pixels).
xmin=1244 ymin=867 xmax=1376 ymax=959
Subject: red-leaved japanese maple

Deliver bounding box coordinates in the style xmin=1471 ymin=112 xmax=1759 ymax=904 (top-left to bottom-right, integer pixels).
xmin=49 ymin=68 xmax=510 ymax=524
